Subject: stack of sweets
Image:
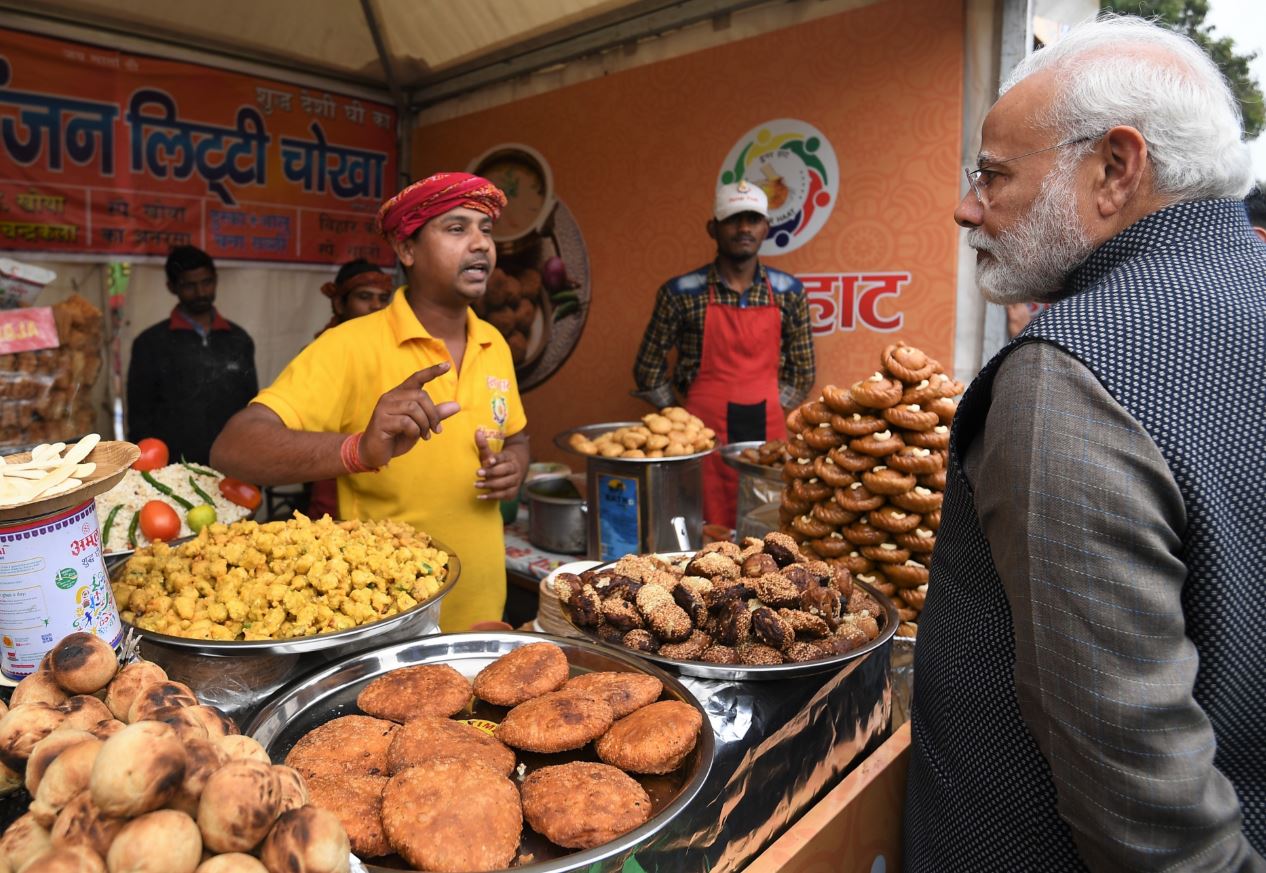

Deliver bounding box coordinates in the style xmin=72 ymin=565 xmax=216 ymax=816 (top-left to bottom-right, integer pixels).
xmin=779 ymin=343 xmax=964 ymax=638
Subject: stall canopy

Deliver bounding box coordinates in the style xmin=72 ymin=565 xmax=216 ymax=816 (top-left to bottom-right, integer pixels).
xmin=0 ymin=0 xmax=777 ymax=107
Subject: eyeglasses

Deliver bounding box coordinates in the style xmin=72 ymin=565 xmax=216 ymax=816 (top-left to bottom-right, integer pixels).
xmin=963 ymin=133 xmax=1104 ymax=207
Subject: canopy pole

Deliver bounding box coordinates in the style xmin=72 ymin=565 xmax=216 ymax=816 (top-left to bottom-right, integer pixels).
xmin=359 ymin=0 xmax=414 ymax=191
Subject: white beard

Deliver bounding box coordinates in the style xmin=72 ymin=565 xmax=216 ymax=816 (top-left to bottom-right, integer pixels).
xmin=967 ymin=161 xmax=1095 ymax=305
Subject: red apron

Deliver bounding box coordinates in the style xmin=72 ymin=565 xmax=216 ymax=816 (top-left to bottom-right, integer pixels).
xmin=685 ymin=281 xmax=786 ymax=528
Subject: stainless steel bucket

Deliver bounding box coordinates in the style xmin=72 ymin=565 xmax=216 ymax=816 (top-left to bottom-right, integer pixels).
xmin=525 ymin=473 xmax=588 ymax=554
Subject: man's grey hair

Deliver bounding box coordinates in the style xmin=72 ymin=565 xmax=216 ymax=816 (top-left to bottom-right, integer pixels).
xmin=1000 ymin=14 xmax=1254 ymax=201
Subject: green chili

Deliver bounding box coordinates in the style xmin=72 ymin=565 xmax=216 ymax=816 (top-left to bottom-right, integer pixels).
xmin=101 ymin=505 xmax=122 ymax=544
xmin=127 ymin=511 xmax=140 ymax=549
xmin=188 ymin=476 xmax=216 ymax=506
xmin=181 ymin=461 xmax=218 ymax=477
xmin=141 ymin=471 xmax=194 ymax=510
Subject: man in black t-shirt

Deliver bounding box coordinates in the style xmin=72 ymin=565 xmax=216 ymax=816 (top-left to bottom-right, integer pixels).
xmin=126 ymin=246 xmax=257 ymax=463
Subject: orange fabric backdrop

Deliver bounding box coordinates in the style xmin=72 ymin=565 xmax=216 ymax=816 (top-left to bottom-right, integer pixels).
xmin=413 ymin=0 xmax=964 ymax=463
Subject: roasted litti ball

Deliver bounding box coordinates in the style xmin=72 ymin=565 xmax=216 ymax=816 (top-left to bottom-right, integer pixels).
xmin=104 ymin=661 xmax=167 ymax=721
xmin=271 ymin=765 xmax=309 ymax=814
xmin=184 ymin=705 xmax=239 ymax=741
xmin=11 ymin=670 xmax=69 ymax=708
xmin=194 ymin=855 xmax=268 ymax=873
xmin=167 ymin=738 xmax=230 ymax=819
xmin=259 ymin=806 xmax=350 ymax=873
xmin=57 ymin=696 xmax=113 ymax=732
xmin=88 ymin=720 xmax=126 ymax=741
xmin=197 ymin=760 xmax=281 ymax=854
xmin=49 ymin=633 xmax=117 ymax=696
xmin=214 ymin=734 xmax=270 ymax=765
xmin=49 ymin=789 xmax=125 ymax=857
xmin=89 ymin=720 xmax=187 ymax=817
xmin=26 ymin=730 xmax=96 ymax=796
xmin=1 ymin=813 xmax=52 ymax=871
xmin=29 ymin=739 xmax=103 ymax=827
xmin=146 ymin=706 xmax=210 ymax=744
xmin=0 ymin=760 xmax=20 ymax=796
xmin=106 ymin=809 xmax=202 ymax=873
xmin=21 ymin=844 xmax=106 ymax=873
xmin=126 ymin=680 xmax=197 ymax=724
xmin=0 ymin=702 xmax=67 ymax=770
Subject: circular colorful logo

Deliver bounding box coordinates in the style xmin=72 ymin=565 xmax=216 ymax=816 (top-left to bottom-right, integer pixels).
xmin=718 ymin=119 xmax=839 ymax=256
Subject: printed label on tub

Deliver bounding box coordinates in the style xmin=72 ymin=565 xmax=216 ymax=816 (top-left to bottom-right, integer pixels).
xmin=0 ymin=500 xmax=122 ymax=679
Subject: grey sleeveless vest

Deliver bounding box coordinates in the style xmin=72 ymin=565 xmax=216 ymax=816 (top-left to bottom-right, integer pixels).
xmin=904 ymin=199 xmax=1266 ymax=871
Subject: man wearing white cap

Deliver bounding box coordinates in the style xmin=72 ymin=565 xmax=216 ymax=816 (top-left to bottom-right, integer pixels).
xmin=634 ymin=179 xmax=815 ymax=528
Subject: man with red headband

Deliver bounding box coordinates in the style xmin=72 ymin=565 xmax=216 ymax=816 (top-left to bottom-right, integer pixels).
xmin=318 ymin=259 xmax=395 ymax=335
xmin=211 ymin=172 xmax=529 ymax=631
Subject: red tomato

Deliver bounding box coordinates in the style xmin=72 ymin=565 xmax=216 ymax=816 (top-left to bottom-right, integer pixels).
xmin=139 ymin=500 xmax=181 ymax=542
xmin=133 ymin=438 xmax=169 ymax=472
xmin=218 ymin=477 xmax=262 ymax=511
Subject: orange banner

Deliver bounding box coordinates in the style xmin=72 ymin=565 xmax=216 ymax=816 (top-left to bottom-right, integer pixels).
xmin=0 ymin=28 xmax=397 ymax=264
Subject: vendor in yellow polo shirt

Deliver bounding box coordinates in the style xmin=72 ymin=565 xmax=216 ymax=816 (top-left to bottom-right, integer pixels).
xmin=210 ymin=172 xmax=529 ymax=631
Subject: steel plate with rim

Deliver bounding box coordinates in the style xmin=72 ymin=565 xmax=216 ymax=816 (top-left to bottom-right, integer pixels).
xmin=554 ymin=422 xmax=715 ymax=464
xmin=111 ymin=545 xmax=459 ymax=656
xmin=246 ymin=631 xmax=714 ymax=873
xmin=557 ymin=551 xmax=898 ymax=681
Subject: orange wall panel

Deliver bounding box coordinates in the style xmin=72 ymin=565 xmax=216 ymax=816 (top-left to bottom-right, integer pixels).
xmin=414 ymin=0 xmax=964 ymax=463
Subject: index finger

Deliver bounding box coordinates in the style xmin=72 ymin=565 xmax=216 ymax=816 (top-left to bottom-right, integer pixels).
xmin=397 ymin=362 xmax=451 ymax=391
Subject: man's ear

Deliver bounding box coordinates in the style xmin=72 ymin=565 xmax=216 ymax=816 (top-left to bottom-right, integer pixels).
xmin=1252 ymin=226 xmax=1266 ymax=243
xmin=706 ymin=219 xmax=718 ymax=241
xmin=1094 ymin=125 xmax=1149 ymax=219
xmin=389 ymin=235 xmax=416 ymax=268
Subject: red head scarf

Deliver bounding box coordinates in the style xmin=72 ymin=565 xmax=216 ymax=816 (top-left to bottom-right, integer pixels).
xmin=376 ymin=172 xmax=507 ymax=242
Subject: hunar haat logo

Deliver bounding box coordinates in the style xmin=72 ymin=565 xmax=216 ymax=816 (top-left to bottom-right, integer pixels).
xmin=798 ymin=272 xmax=912 ymax=336
xmin=719 ymin=119 xmax=839 ymax=256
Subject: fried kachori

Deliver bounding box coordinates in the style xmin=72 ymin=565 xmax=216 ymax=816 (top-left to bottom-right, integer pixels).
xmin=472 ymin=641 xmax=569 ymax=706
xmin=283 ymin=715 xmax=397 ymax=780
xmin=596 ymin=700 xmax=703 ymax=774
xmin=495 ymin=691 xmax=614 ymax=754
xmin=305 ymin=773 xmax=390 ymax=859
xmin=521 ymin=762 xmax=652 ymax=849
xmin=381 ymin=759 xmax=521 ymax=872
xmin=356 ymin=664 xmax=472 ymax=723
xmin=560 ymin=671 xmax=663 ymax=719
xmin=386 ymin=715 xmax=516 ymax=777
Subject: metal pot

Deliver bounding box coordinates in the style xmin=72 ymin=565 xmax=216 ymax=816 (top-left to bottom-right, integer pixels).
xmin=526 ymin=473 xmax=587 ymax=554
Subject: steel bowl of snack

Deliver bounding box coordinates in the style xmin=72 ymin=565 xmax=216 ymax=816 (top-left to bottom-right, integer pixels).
xmin=555 ymin=407 xmax=717 ymax=463
xmin=554 ymin=531 xmax=898 ymax=681
xmin=247 ymin=631 xmax=714 ymax=873
xmin=108 ymin=514 xmax=458 ymax=720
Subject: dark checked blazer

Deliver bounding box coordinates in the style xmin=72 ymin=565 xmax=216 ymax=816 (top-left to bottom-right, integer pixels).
xmin=904 ymin=199 xmax=1266 ymax=872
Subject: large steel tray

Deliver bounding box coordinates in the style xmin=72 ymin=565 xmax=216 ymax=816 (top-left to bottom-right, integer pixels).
xmin=554 ymin=422 xmax=715 ymax=464
xmin=557 ymin=551 xmax=898 ymax=681
xmin=246 ymin=631 xmax=714 ymax=873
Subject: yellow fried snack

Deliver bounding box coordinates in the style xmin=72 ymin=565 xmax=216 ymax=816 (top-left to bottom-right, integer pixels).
xmin=111 ymin=514 xmax=448 ymax=641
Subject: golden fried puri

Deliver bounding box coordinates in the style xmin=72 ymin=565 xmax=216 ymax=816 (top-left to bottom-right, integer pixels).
xmin=381 ymin=760 xmax=521 ymax=872
xmin=495 ymin=691 xmax=613 ymax=753
xmin=305 ymin=773 xmax=391 ymax=858
xmin=284 ymin=715 xmax=397 ymax=779
xmin=596 ymin=700 xmax=703 ymax=774
xmin=472 ymin=642 xmax=569 ymax=707
xmin=560 ymin=671 xmax=663 ymax=719
xmin=521 ymin=762 xmax=652 ymax=849
xmin=386 ymin=715 xmax=516 ymax=777
xmin=356 ymin=664 xmax=472 ymax=723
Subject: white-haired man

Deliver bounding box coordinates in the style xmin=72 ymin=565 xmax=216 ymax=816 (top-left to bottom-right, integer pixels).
xmin=905 ymin=15 xmax=1265 ymax=872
